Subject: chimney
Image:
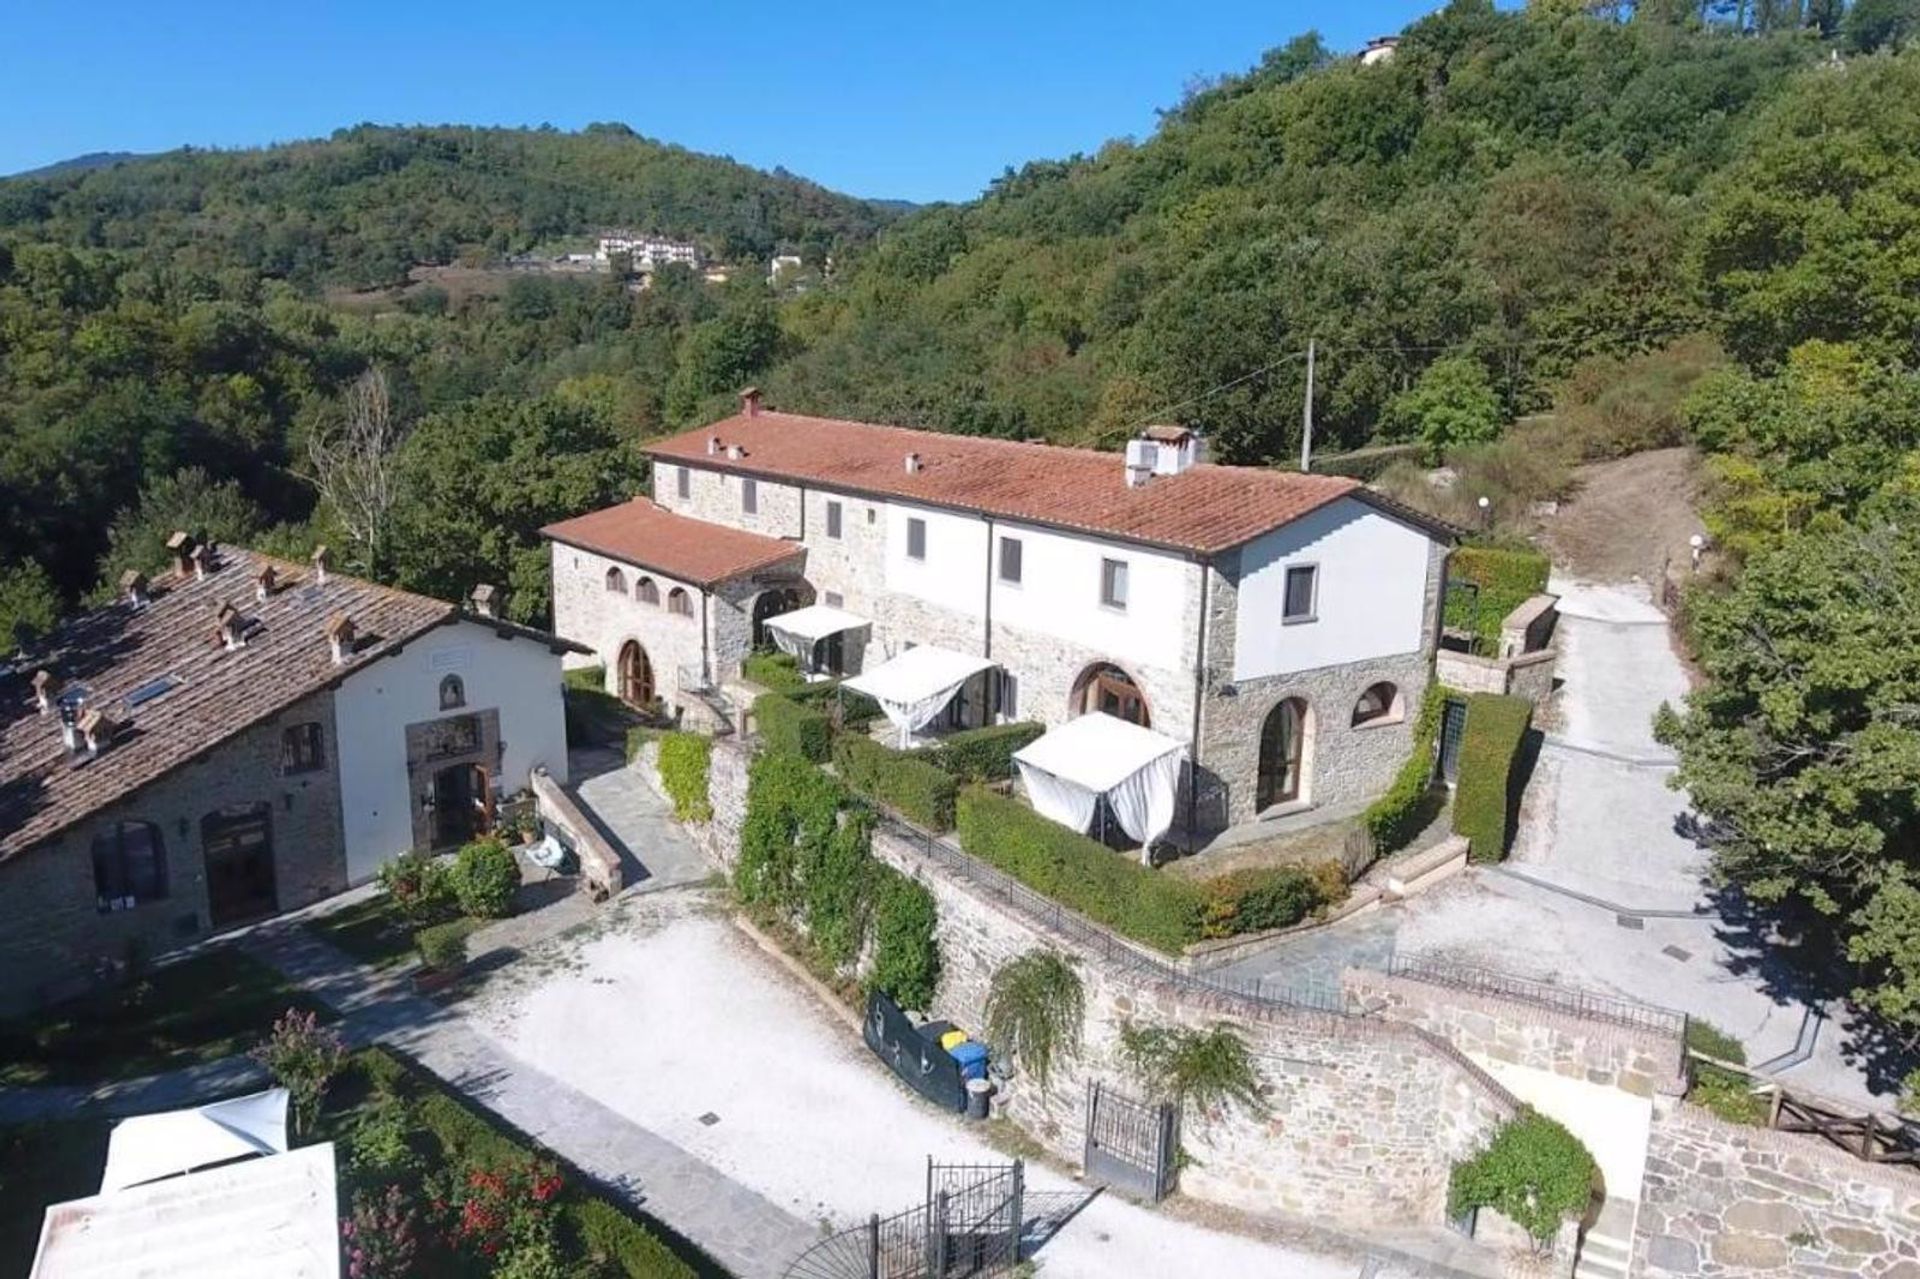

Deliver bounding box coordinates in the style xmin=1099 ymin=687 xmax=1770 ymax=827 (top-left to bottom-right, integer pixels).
xmin=470 ymin=583 xmax=502 ymax=619
xmin=77 ymin=707 xmax=119 ymax=757
xmin=166 ymin=531 xmax=195 ymax=579
xmin=1124 ymin=439 xmax=1156 ymax=488
xmin=325 ymin=613 xmax=356 ymax=665
xmin=58 ymin=697 xmax=82 ymax=754
xmin=706 ymin=436 xmax=721 ymax=456
xmin=214 ymin=602 xmax=246 ymax=650
xmin=904 ymin=452 xmax=922 ymax=475
xmin=727 ymin=444 xmax=745 ymax=461
xmin=740 ymin=386 xmax=762 ymax=417
xmin=254 ymin=565 xmax=277 ymax=602
xmin=189 ymin=543 xmax=212 ymax=580
xmin=311 ymin=545 xmax=331 ymax=585
xmin=31 ymin=669 xmax=59 ymax=716
xmin=120 ymin=570 xmax=149 ymax=608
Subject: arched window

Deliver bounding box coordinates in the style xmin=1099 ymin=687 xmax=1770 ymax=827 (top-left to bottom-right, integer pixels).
xmin=1352 ymin=682 xmax=1403 ymax=727
xmin=604 ymin=567 xmax=627 ymax=594
xmin=636 ymin=577 xmax=660 ymax=606
xmin=1071 ymin=662 xmax=1149 ymax=727
xmin=1257 ymin=698 xmax=1313 ymax=811
xmin=440 ymin=674 xmax=466 ymax=711
xmin=92 ymin=821 xmax=167 ymax=911
xmin=667 ymin=587 xmax=693 ymax=617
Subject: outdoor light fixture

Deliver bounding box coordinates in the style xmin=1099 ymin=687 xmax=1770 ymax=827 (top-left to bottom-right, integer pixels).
xmin=1689 ymin=532 xmax=1707 ymax=571
xmin=420 ymin=790 xmax=436 ymax=813
xmin=1477 ymin=495 xmax=1492 ymax=530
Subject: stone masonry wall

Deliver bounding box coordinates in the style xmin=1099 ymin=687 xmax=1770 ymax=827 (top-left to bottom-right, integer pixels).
xmin=1633 ymin=1100 xmax=1920 ymax=1278
xmin=1342 ymin=970 xmax=1687 ymax=1098
xmin=0 ymin=687 xmax=349 ymax=1012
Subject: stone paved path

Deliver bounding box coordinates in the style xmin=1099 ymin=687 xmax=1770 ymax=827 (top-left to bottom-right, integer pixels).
xmin=0 ymin=1052 xmax=267 ymax=1123
xmin=571 ymin=748 xmax=713 ymax=892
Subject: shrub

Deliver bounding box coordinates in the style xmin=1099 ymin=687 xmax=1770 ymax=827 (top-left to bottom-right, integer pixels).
xmin=341 ymin=1183 xmax=424 ymax=1279
xmin=1120 ymin=1021 xmax=1265 ymax=1121
xmin=656 ymin=732 xmax=713 ymax=822
xmin=347 ymin=1097 xmax=420 ymax=1179
xmin=1554 ymin=334 xmax=1723 ymax=462
xmin=1445 ymin=545 xmax=1552 ymax=653
xmin=736 ymin=750 xmax=847 ymax=915
xmin=449 ymin=837 xmax=520 ymax=918
xmin=375 ymin=850 xmax=456 ymax=925
xmin=449 ymin=1156 xmax=566 ymax=1262
xmin=984 ymin=951 xmax=1083 ymax=1085
xmin=786 ymin=677 xmax=883 ymax=730
xmin=1362 ymin=689 xmax=1447 ymax=854
xmin=572 ymin=1198 xmax=702 ymax=1279
xmin=251 ymin=1008 xmax=346 ymax=1134
xmin=1686 ymin=1020 xmax=1768 ymax=1126
xmin=415 ymin=919 xmax=474 ymax=972
xmin=833 ymin=735 xmax=958 ymax=831
xmin=868 ymin=866 xmax=940 ymax=1012
xmin=1196 ymin=866 xmax=1329 ymax=940
xmin=955 ymin=787 xmax=1202 ymax=954
xmin=1452 ymin=693 xmax=1533 ymax=861
xmin=753 ymin=692 xmax=832 ymax=762
xmin=742 ymin=650 xmax=806 ymax=692
xmin=921 ymin=721 xmax=1046 ymax=782
xmin=623 ymin=725 xmax=655 ymax=764
xmin=1448 ymin=1111 xmax=1598 ymax=1242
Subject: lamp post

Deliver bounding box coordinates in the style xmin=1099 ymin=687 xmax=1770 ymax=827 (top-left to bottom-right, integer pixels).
xmin=1689 ymin=532 xmax=1706 ymax=572
xmin=1477 ymin=495 xmax=1491 ymax=531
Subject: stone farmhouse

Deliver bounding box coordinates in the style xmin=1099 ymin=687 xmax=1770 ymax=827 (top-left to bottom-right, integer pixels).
xmin=0 ymin=537 xmax=576 ymax=1012
xmin=546 ymin=390 xmax=1455 ymax=836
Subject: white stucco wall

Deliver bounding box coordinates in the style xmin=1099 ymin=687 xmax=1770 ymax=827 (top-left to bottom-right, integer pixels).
xmin=1232 ymin=497 xmax=1432 ymax=682
xmin=883 ymin=501 xmax=989 ymax=617
xmin=990 ymin=521 xmax=1193 ymax=673
xmin=332 ymin=619 xmax=570 ymax=882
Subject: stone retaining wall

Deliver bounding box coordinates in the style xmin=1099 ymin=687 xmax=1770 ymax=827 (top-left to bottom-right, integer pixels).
xmin=1633 ymin=1100 xmax=1920 ymax=1278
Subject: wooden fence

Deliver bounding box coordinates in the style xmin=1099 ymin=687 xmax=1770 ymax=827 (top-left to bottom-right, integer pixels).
xmin=1689 ymin=1050 xmax=1920 ymax=1167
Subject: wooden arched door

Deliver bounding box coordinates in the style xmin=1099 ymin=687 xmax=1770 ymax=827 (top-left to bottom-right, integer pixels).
xmin=1256 ymin=697 xmax=1310 ymax=811
xmin=618 ymin=641 xmax=654 ymax=707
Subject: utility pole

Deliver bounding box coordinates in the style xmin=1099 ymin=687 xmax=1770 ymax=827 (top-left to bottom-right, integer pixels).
xmin=1299 ymin=338 xmax=1317 ymax=472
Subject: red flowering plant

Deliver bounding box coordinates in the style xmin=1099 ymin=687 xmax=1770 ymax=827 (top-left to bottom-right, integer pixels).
xmin=445 ymin=1156 xmax=565 ymax=1259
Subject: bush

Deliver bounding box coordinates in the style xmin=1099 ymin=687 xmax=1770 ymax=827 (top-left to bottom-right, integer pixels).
xmin=955 ymin=787 xmax=1202 ymax=954
xmin=571 ymin=1198 xmax=700 ymax=1279
xmin=1686 ymin=1020 xmax=1768 ymax=1126
xmin=1362 ymin=689 xmax=1447 ymax=853
xmin=984 ymin=951 xmax=1083 ymax=1085
xmin=449 ymin=837 xmax=520 ymax=918
xmin=753 ymin=692 xmax=832 ymax=762
xmin=786 ymin=677 xmax=883 ymax=729
xmin=1120 ymin=1021 xmax=1265 ymax=1120
xmin=656 ymin=732 xmax=713 ymax=822
xmin=1554 ymin=334 xmax=1723 ymax=462
xmin=1452 ymin=693 xmax=1533 ymax=861
xmin=742 ymin=650 xmax=806 ymax=692
xmin=341 ymin=1183 xmax=425 ymax=1279
xmin=1445 ymin=544 xmax=1551 ymax=652
xmin=921 ymin=721 xmax=1046 ymax=782
xmin=1449 ymin=1111 xmax=1598 ymax=1242
xmin=833 ymin=735 xmax=958 ymax=831
xmin=375 ymin=850 xmax=458 ymax=925
xmin=251 ymin=1008 xmax=346 ymax=1134
xmin=868 ymin=866 xmax=941 ymax=1012
xmin=415 ymin=919 xmax=474 ymax=972
xmin=1196 ymin=866 xmax=1330 ymax=940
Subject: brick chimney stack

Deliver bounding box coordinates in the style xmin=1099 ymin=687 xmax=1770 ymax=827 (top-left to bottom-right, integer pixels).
xmin=214 ymin=602 xmax=246 ymax=650
xmin=189 ymin=543 xmax=212 ymax=581
xmin=311 ymin=545 xmax=331 ymax=585
xmin=254 ymin=565 xmax=277 ymax=602
xmin=166 ymin=531 xmax=195 ymax=580
xmin=31 ymin=669 xmax=59 ymax=716
xmin=470 ymin=583 xmax=502 ymax=619
xmin=77 ymin=707 xmax=119 ymax=757
xmin=326 ymin=613 xmax=356 ymax=665
xmin=740 ymin=386 xmax=762 ymax=418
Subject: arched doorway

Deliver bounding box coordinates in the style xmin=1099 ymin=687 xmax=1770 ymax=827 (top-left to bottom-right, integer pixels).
xmin=751 ymin=585 xmax=806 ymax=649
xmin=1256 ymin=697 xmax=1312 ymax=811
xmin=1071 ymin=662 xmax=1150 ymax=727
xmin=430 ymin=762 xmax=492 ymax=849
xmin=617 ymin=640 xmax=654 ymax=707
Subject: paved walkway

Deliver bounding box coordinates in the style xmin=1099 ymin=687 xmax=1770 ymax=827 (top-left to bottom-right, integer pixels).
xmin=570 ymin=747 xmax=713 ymax=892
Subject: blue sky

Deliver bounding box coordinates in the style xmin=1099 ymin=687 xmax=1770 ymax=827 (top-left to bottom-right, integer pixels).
xmin=0 ymin=1 xmax=1449 ymax=203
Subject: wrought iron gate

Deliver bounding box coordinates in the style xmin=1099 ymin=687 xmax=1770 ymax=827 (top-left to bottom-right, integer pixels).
xmin=783 ymin=1159 xmax=1026 ymax=1279
xmin=1083 ymin=1080 xmax=1177 ymax=1202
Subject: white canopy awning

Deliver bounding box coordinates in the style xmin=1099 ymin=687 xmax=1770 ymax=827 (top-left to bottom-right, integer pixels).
xmin=100 ymin=1088 xmax=290 ymax=1193
xmin=1014 ymin=712 xmax=1189 ymax=857
xmin=843 ymin=645 xmax=995 ymax=745
xmin=762 ymin=603 xmax=871 ymax=646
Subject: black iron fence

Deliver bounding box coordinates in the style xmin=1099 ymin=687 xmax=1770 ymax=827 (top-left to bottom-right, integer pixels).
xmin=1386 ymin=954 xmax=1687 ymax=1039
xmin=784 ymin=1159 xmax=1025 ymax=1279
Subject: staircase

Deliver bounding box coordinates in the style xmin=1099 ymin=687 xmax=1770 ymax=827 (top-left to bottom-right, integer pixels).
xmin=1573 ymin=1198 xmax=1635 ymax=1279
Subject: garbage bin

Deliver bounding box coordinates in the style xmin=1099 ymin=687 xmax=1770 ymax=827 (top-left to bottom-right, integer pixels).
xmin=950 ymin=1040 xmax=989 ymax=1082
xmin=965 ymin=1077 xmax=992 ymax=1120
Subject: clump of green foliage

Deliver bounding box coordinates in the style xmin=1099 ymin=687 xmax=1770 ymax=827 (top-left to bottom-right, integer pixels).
xmin=868 ymin=867 xmax=941 ymax=1012
xmin=742 ymin=650 xmax=807 ymax=693
xmin=656 ymin=731 xmax=714 ymax=822
xmin=1448 ymin=1111 xmax=1598 ymax=1243
xmin=414 ymin=919 xmax=475 ymax=973
xmin=832 ymin=734 xmax=959 ymax=831
xmin=1386 ymin=355 xmax=1505 ymax=463
xmin=753 ymin=692 xmax=833 ymax=762
xmin=1685 ymin=1020 xmax=1768 ymax=1127
xmin=376 ymin=850 xmax=458 ymax=925
xmin=1361 ymin=689 xmax=1447 ymax=854
xmin=1444 ymin=545 xmax=1552 ymax=653
xmin=984 ymin=950 xmax=1084 ymax=1086
xmin=921 ymin=722 xmax=1047 ymax=782
xmin=449 ymin=837 xmax=520 ymax=919
xmin=1119 ymin=1021 xmax=1265 ymax=1121
xmin=1196 ymin=865 xmax=1339 ymax=940
xmin=1452 ymin=694 xmax=1533 ymax=862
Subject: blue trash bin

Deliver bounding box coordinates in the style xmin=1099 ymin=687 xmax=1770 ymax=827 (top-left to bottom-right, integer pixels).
xmin=949 ymin=1040 xmax=989 ymax=1082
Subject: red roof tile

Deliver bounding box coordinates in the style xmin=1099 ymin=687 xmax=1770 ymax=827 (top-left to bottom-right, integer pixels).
xmin=540 ymin=499 xmax=803 ymax=587
xmin=645 ymin=411 xmax=1367 ymax=554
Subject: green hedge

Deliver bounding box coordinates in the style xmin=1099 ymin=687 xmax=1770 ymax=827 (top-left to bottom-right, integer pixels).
xmin=1196 ymin=865 xmax=1337 ymax=940
xmin=656 ymin=731 xmax=713 ymax=822
xmin=787 ymin=677 xmax=883 ymax=730
xmin=955 ymin=787 xmax=1201 ymax=954
xmin=1452 ymin=693 xmax=1532 ymax=861
xmin=922 ymin=721 xmax=1046 ymax=782
xmin=743 ymin=650 xmax=806 ymax=693
xmin=1449 ymin=1110 xmax=1598 ymax=1241
xmin=1361 ymin=689 xmax=1447 ymax=854
xmin=868 ymin=865 xmax=941 ymax=1011
xmin=1445 ymin=544 xmax=1551 ymax=652
xmin=832 ymin=735 xmax=958 ymax=832
xmin=753 ymin=692 xmax=832 ymax=761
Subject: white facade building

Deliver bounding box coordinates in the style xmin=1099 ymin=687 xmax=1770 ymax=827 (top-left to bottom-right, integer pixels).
xmin=595 ymin=232 xmax=702 ymax=270
xmin=545 ymin=392 xmax=1454 ymax=833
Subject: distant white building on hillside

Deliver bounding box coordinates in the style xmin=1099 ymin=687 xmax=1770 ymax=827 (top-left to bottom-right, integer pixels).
xmin=1360 ymin=36 xmax=1400 ymax=66
xmin=596 ymin=232 xmax=702 ymax=271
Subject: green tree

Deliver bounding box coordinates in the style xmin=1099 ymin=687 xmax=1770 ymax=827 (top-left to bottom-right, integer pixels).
xmin=96 ymin=466 xmax=265 ymax=595
xmin=1386 ymin=356 xmax=1504 ymax=462
xmin=0 ymin=560 xmax=60 ymax=653
xmin=1847 ymin=0 xmax=1920 ymax=51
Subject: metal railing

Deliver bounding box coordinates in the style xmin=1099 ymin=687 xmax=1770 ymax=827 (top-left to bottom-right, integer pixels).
xmin=1387 ymin=954 xmax=1688 ymax=1038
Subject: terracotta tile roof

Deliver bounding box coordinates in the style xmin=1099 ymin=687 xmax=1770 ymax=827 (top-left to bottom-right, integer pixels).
xmin=540 ymin=499 xmax=804 ymax=587
xmin=644 ymin=411 xmax=1369 ymax=554
xmin=0 ymin=547 xmax=456 ymax=862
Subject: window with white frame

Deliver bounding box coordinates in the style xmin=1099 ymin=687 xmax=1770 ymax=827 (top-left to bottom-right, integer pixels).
xmin=907 ymin=517 xmax=927 ymax=561
xmin=1283 ymin=564 xmax=1318 ymax=623
xmin=1100 ymin=558 xmax=1129 ymax=610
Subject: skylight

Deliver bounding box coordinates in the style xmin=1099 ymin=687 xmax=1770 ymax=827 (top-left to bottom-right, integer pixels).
xmin=125 ymin=676 xmax=179 ymax=709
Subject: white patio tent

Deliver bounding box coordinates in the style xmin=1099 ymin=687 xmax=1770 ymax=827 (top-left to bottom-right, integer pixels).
xmin=842 ymin=645 xmax=995 ymax=746
xmin=762 ymin=603 xmax=870 ymax=676
xmin=1013 ymin=712 xmax=1189 ymax=859
xmin=100 ymin=1087 xmax=290 ymax=1192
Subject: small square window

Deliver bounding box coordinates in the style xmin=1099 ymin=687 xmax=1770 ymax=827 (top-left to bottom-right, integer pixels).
xmin=1283 ymin=564 xmax=1319 ymax=623
xmin=907 ymin=518 xmax=927 ymax=561
xmin=1100 ymin=558 xmax=1128 ymax=610
xmin=281 ymin=722 xmax=325 ymax=774
xmin=742 ymin=478 xmax=758 ymax=515
xmin=867 ymin=507 xmax=877 ymax=524
xmin=676 ymin=466 xmax=690 ymax=499
xmin=826 ymin=500 xmax=843 ymax=539
xmin=998 ymin=536 xmax=1023 ymax=585
xmin=824 ymin=590 xmax=844 ymax=608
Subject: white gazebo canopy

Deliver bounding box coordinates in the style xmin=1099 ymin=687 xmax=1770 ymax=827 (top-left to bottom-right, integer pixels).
xmin=842 ymin=645 xmax=995 ymax=745
xmin=1014 ymin=712 xmax=1189 ymax=857
xmin=763 ymin=604 xmax=871 ymax=674
xmin=99 ymin=1087 xmax=290 ymax=1193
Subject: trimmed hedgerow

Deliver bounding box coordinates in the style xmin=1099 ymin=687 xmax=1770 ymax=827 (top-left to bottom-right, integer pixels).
xmin=753 ymin=692 xmax=833 ymax=762
xmin=1196 ymin=865 xmax=1335 ymax=940
xmin=1444 ymin=544 xmax=1551 ymax=653
xmin=742 ymin=650 xmax=807 ymax=692
xmin=786 ymin=678 xmax=883 ymax=730
xmin=1361 ymin=688 xmax=1448 ymax=854
xmin=922 ymin=721 xmax=1046 ymax=782
xmin=1448 ymin=1110 xmax=1598 ymax=1242
xmin=655 ymin=731 xmax=713 ymax=822
xmin=1452 ymin=693 xmax=1533 ymax=862
xmin=832 ymin=735 xmax=958 ymax=832
xmin=954 ymin=787 xmax=1201 ymax=955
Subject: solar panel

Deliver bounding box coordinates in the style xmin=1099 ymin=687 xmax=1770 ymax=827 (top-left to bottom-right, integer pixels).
xmin=125 ymin=676 xmax=178 ymax=708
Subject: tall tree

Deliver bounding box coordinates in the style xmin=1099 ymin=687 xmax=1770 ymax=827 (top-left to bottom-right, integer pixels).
xmin=308 ymin=369 xmax=405 ymax=578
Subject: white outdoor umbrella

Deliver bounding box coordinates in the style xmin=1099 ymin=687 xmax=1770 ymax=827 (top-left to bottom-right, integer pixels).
xmin=99 ymin=1087 xmax=291 ymax=1193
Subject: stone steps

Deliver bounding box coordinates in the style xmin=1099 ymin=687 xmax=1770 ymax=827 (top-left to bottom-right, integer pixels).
xmin=1574 ymin=1199 xmax=1636 ymax=1279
